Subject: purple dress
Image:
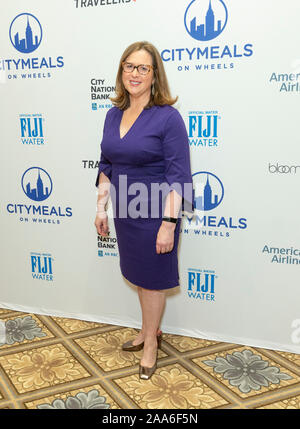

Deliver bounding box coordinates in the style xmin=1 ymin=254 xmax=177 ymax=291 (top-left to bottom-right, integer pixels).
xmin=95 ymin=104 xmax=194 ymax=290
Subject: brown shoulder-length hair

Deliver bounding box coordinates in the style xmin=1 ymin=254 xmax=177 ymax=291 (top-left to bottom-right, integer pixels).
xmin=110 ymin=41 xmax=178 ymax=110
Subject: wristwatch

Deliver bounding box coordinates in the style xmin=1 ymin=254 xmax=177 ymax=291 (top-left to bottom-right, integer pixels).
xmin=162 ymin=216 xmax=178 ymax=224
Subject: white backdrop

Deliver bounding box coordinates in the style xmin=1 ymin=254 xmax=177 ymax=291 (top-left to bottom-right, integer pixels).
xmin=1 ymin=0 xmax=300 ymax=354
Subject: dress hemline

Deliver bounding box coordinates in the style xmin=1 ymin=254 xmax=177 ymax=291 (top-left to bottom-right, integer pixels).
xmin=121 ymin=272 xmax=180 ymax=291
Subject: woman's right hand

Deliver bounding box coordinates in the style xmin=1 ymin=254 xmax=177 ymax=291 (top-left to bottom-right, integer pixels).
xmin=94 ymin=212 xmax=109 ymax=237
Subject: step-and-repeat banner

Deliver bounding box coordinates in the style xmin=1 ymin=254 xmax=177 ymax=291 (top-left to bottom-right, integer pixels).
xmin=1 ymin=0 xmax=300 ymax=353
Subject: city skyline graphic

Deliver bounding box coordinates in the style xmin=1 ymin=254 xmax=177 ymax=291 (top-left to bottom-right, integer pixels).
xmin=193 ymin=172 xmax=224 ymax=211
xmin=23 ymin=167 xmax=51 ymax=201
xmin=10 ymin=13 xmax=42 ymax=53
xmin=185 ymin=0 xmax=228 ymax=41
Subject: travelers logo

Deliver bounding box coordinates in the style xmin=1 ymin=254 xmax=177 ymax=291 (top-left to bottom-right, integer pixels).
xmin=184 ymin=0 xmax=228 ymax=41
xmin=9 ymin=13 xmax=42 ymax=53
xmin=22 ymin=167 xmax=52 ymax=202
xmin=193 ymin=172 xmax=224 ymax=211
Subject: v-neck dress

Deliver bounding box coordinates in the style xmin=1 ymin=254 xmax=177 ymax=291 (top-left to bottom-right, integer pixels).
xmin=95 ymin=104 xmax=194 ymax=290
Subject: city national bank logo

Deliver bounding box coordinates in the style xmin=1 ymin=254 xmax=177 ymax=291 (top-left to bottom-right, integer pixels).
xmin=98 ymin=232 xmax=118 ymax=258
xmin=6 ymin=166 xmax=72 ymax=225
xmin=31 ymin=252 xmax=54 ymax=281
xmin=9 ymin=13 xmax=42 ymax=53
xmin=90 ymin=78 xmax=114 ymax=111
xmin=160 ymin=0 xmax=253 ymax=72
xmin=20 ymin=114 xmax=45 ymax=145
xmin=187 ymin=268 xmax=216 ymax=302
xmin=188 ymin=110 xmax=221 ymax=148
xmin=1 ymin=12 xmax=64 ymax=81
xmin=182 ymin=171 xmax=247 ymax=238
xmin=184 ymin=0 xmax=228 ymax=41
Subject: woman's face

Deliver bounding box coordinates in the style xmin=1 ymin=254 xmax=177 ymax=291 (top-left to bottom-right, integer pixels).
xmin=122 ymin=49 xmax=154 ymax=101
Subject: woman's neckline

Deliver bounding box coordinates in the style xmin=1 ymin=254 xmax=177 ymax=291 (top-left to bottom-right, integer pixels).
xmin=118 ymin=105 xmax=156 ymax=140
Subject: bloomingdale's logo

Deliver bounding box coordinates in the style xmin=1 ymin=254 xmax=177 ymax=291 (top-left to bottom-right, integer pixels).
xmin=268 ymin=163 xmax=300 ymax=174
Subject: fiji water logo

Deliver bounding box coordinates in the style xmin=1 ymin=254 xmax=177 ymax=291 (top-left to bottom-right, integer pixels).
xmin=9 ymin=13 xmax=42 ymax=53
xmin=188 ymin=111 xmax=220 ymax=147
xmin=187 ymin=269 xmax=216 ymax=302
xmin=21 ymin=167 xmax=52 ymax=202
xmin=20 ymin=114 xmax=44 ymax=145
xmin=184 ymin=0 xmax=228 ymax=41
xmin=31 ymin=252 xmax=53 ymax=281
xmin=193 ymin=172 xmax=224 ymax=211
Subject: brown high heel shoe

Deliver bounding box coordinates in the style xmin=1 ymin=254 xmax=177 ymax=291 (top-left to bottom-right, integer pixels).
xmin=139 ymin=335 xmax=162 ymax=380
xmin=122 ymin=330 xmax=162 ymax=352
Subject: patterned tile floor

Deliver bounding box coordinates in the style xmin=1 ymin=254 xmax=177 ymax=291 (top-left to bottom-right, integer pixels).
xmin=0 ymin=307 xmax=300 ymax=409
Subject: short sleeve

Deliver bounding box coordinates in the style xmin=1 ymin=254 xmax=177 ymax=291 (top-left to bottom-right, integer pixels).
xmin=162 ymin=109 xmax=195 ymax=213
xmin=95 ymin=112 xmax=112 ymax=187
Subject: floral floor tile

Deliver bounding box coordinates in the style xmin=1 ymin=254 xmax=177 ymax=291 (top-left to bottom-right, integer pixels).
xmin=162 ymin=333 xmax=219 ymax=352
xmin=193 ymin=347 xmax=298 ymax=398
xmin=25 ymin=385 xmax=120 ymax=409
xmin=51 ymin=316 xmax=108 ymax=334
xmin=0 ymin=314 xmax=53 ymax=348
xmin=74 ymin=328 xmax=167 ymax=372
xmin=0 ymin=343 xmax=91 ymax=394
xmin=113 ymin=363 xmax=229 ymax=409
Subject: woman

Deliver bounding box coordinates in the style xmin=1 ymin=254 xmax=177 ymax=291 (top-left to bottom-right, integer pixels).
xmin=94 ymin=41 xmax=194 ymax=380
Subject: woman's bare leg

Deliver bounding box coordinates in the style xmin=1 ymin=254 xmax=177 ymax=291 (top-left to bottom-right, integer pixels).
xmin=139 ymin=288 xmax=166 ymax=367
xmin=131 ymin=286 xmax=146 ymax=345
xmin=132 ymin=286 xmax=163 ymax=346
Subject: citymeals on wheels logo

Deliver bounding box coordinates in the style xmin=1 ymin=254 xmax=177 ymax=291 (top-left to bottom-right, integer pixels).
xmin=194 ymin=172 xmax=224 ymax=211
xmin=1 ymin=12 xmax=64 ymax=81
xmin=22 ymin=167 xmax=53 ymax=202
xmin=184 ymin=0 xmax=228 ymax=41
xmin=160 ymin=0 xmax=253 ymax=72
xmin=9 ymin=13 xmax=42 ymax=53
xmin=6 ymin=167 xmax=72 ymax=224
xmin=182 ymin=171 xmax=247 ymax=238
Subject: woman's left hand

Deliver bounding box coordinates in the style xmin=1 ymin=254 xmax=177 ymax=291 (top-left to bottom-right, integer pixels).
xmin=156 ymin=222 xmax=176 ymax=254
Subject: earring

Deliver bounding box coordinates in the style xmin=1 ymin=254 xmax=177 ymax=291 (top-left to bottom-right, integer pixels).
xmin=152 ymin=83 xmax=155 ymax=96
